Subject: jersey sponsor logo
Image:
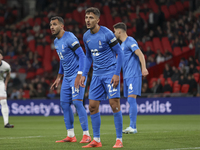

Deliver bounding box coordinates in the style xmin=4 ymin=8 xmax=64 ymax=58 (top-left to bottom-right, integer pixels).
xmin=131 ymin=44 xmax=137 ymax=48
xmin=72 ymin=41 xmax=78 ymax=47
xmin=86 ymin=40 xmax=90 ymax=43
xmin=110 ymin=92 xmax=116 ymax=97
xmin=110 ymin=37 xmax=117 ymax=43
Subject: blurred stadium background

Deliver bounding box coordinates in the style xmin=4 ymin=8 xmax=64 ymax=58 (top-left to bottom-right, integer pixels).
xmin=0 ymin=0 xmax=200 ymax=99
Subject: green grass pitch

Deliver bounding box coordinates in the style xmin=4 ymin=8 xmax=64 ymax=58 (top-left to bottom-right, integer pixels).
xmin=0 ymin=115 xmax=200 ymax=150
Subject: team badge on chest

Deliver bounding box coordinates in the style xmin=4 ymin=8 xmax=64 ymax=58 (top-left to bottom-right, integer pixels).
xmin=99 ymin=40 xmax=102 ymax=48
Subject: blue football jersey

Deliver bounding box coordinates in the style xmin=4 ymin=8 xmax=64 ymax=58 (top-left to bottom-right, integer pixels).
xmin=121 ymin=36 xmax=142 ymax=79
xmin=83 ymin=26 xmax=119 ymax=76
xmin=54 ymin=31 xmax=80 ymax=78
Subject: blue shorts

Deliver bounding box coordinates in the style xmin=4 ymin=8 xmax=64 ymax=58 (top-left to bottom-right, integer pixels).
xmin=123 ymin=76 xmax=142 ymax=97
xmin=60 ymin=76 xmax=86 ymax=102
xmin=89 ymin=73 xmax=120 ymax=100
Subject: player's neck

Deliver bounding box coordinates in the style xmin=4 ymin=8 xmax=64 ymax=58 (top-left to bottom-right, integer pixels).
xmin=90 ymin=24 xmax=100 ymax=34
xmin=120 ymin=33 xmax=128 ymax=42
xmin=56 ymin=30 xmax=65 ymax=39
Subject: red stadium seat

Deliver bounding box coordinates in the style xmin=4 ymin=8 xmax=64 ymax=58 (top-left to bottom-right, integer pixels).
xmin=196 ymin=66 xmax=200 ymax=71
xmin=183 ymin=1 xmax=189 ymax=10
xmin=152 ymin=37 xmax=164 ymax=54
xmin=159 ymin=74 xmax=164 ymax=78
xmin=164 ymin=91 xmax=171 ymax=93
xmin=114 ymin=16 xmax=122 ymax=24
xmin=149 ymin=78 xmax=157 ymax=88
xmin=35 ymin=17 xmax=42 ymax=25
xmin=181 ymin=84 xmax=189 ymax=93
xmin=139 ymin=12 xmax=147 ymax=21
xmin=193 ymin=73 xmax=200 ymax=83
xmin=18 ymin=68 xmax=26 ymax=73
xmin=160 ymin=77 xmax=165 ymax=86
xmin=26 ymin=72 xmax=36 ymax=79
xmin=127 ymin=29 xmax=133 ymax=36
xmin=36 ymin=45 xmax=44 ymax=57
xmin=28 ymin=40 xmax=35 ymax=52
xmin=145 ymin=41 xmax=154 ymax=52
xmin=27 ymin=18 xmax=34 ymax=27
xmin=161 ymin=37 xmax=173 ymax=53
xmin=169 ymin=5 xmax=177 ymax=16
xmin=45 ymin=35 xmax=51 ymax=44
xmin=99 ymin=15 xmax=106 ymax=26
xmin=129 ymin=13 xmax=137 ymax=20
xmin=0 ymin=16 xmax=5 ymax=26
xmin=173 ymin=47 xmax=182 ymax=56
xmin=175 ymin=1 xmax=184 ymax=13
xmin=161 ymin=5 xmax=170 ymax=20
xmin=167 ymin=78 xmax=173 ymax=87
xmin=182 ymin=46 xmax=190 ymax=53
xmin=72 ymin=9 xmax=81 ymax=24
xmin=22 ymin=90 xmax=30 ymax=99
xmin=36 ymin=68 xmax=44 ymax=76
xmin=173 ymin=84 xmax=181 ymax=93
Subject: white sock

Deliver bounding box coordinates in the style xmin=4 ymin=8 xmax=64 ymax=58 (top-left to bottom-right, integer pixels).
xmin=93 ymin=137 xmax=100 ymax=143
xmin=67 ymin=128 xmax=75 ymax=137
xmin=116 ymin=138 xmax=122 ymax=142
xmin=83 ymin=130 xmax=90 ymax=136
xmin=0 ymin=99 xmax=9 ymax=125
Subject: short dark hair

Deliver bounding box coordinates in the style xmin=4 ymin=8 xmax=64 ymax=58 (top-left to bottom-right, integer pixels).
xmin=85 ymin=7 xmax=100 ymax=18
xmin=50 ymin=16 xmax=64 ymax=25
xmin=113 ymin=22 xmax=127 ymax=31
xmin=0 ymin=49 xmax=3 ymax=56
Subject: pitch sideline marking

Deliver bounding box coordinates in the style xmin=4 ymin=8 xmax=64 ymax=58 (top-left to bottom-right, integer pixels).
xmin=162 ymin=147 xmax=200 ymax=150
xmin=0 ymin=136 xmax=44 ymax=140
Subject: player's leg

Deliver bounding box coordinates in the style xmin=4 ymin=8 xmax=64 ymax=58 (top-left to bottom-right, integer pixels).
xmin=82 ymin=99 xmax=102 ymax=148
xmin=105 ymin=74 xmax=123 ymax=148
xmin=0 ymin=82 xmax=14 ymax=128
xmin=56 ymin=79 xmax=76 ymax=143
xmin=0 ymin=98 xmax=14 ymax=128
xmin=123 ymin=77 xmax=142 ymax=134
xmin=71 ymin=77 xmax=91 ymax=143
xmin=109 ymin=98 xmax=123 ymax=148
xmin=82 ymin=76 xmax=104 ymax=148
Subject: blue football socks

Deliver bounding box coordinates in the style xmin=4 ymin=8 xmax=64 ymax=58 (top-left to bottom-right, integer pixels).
xmin=91 ymin=112 xmax=101 ymax=138
xmin=73 ymin=100 xmax=89 ymax=131
xmin=128 ymin=97 xmax=137 ymax=129
xmin=113 ymin=111 xmax=123 ymax=138
xmin=60 ymin=101 xmax=74 ymax=129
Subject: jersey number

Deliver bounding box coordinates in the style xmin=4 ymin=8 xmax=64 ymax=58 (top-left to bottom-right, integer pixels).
xmin=72 ymin=87 xmax=79 ymax=94
xmin=91 ymin=49 xmax=99 ymax=56
xmin=108 ymin=84 xmax=117 ymax=93
xmin=58 ymin=52 xmax=64 ymax=59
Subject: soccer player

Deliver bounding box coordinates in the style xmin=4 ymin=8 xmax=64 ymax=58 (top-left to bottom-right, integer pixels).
xmin=113 ymin=22 xmax=149 ymax=134
xmin=50 ymin=16 xmax=91 ymax=143
xmin=0 ymin=50 xmax=14 ymax=128
xmin=80 ymin=7 xmax=124 ymax=148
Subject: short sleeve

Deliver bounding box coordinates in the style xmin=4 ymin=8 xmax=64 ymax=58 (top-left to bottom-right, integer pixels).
xmin=67 ymin=32 xmax=81 ymax=51
xmin=128 ymin=38 xmax=140 ymax=52
xmin=103 ymin=27 xmax=118 ymax=47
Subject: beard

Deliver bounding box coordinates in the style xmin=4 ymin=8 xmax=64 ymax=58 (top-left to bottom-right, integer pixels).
xmin=53 ymin=29 xmax=60 ymax=37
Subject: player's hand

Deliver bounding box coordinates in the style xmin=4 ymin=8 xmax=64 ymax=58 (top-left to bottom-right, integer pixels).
xmin=142 ymin=68 xmax=149 ymax=77
xmin=75 ymin=74 xmax=82 ymax=89
xmin=80 ymin=76 xmax=86 ymax=88
xmin=110 ymin=75 xmax=119 ymax=88
xmin=50 ymin=79 xmax=60 ymax=90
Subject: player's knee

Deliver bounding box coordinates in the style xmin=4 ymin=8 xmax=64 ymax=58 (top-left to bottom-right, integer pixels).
xmin=89 ymin=105 xmax=97 ymax=113
xmin=110 ymin=103 xmax=120 ymax=112
xmin=0 ymin=99 xmax=7 ymax=107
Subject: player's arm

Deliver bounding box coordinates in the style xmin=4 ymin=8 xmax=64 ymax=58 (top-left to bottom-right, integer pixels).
xmin=134 ymin=49 xmax=149 ymax=77
xmin=4 ymin=70 xmax=11 ymax=90
xmin=74 ymin=45 xmax=86 ymax=89
xmin=50 ymin=61 xmax=63 ymax=90
xmin=80 ymin=40 xmax=92 ymax=87
xmin=110 ymin=39 xmax=124 ymax=88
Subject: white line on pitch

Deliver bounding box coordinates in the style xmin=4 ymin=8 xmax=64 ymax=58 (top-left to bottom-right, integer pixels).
xmin=0 ymin=136 xmax=44 ymax=140
xmin=162 ymin=147 xmax=200 ymax=150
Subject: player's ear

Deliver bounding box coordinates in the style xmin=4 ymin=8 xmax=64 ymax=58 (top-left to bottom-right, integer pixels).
xmin=97 ymin=18 xmax=100 ymax=24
